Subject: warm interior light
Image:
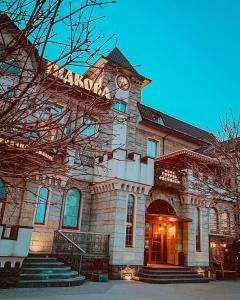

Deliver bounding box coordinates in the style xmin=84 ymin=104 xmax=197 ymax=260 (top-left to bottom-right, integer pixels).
xmin=158 ymin=225 xmax=163 ymax=232
xmin=210 ymin=242 xmax=216 ymax=248
xmin=168 ymin=226 xmax=175 ymax=234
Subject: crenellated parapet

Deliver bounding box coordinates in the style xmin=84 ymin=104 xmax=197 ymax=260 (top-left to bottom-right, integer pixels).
xmin=93 ymin=148 xmax=154 ymax=187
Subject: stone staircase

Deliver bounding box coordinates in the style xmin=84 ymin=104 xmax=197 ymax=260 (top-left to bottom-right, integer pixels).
xmin=18 ymin=256 xmax=85 ymax=288
xmin=135 ymin=266 xmax=209 ymax=284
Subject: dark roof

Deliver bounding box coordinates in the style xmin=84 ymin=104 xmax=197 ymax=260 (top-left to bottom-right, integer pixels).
xmin=138 ymin=103 xmax=214 ymax=144
xmin=107 ymin=47 xmax=137 ymax=73
xmin=105 ymin=47 xmax=149 ymax=82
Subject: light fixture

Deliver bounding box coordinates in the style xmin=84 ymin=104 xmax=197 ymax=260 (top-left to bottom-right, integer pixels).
xmin=210 ymin=242 xmax=216 ymax=248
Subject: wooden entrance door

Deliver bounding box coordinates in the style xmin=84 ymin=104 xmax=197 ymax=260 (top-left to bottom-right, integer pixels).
xmin=145 ymin=220 xmax=167 ymax=264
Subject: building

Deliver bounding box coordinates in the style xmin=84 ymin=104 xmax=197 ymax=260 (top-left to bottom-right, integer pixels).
xmin=0 ymin=17 xmax=238 ymax=287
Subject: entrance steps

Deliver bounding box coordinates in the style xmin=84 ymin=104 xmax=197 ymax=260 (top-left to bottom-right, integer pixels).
xmin=18 ymin=255 xmax=85 ymax=288
xmin=134 ymin=266 xmax=209 ymax=284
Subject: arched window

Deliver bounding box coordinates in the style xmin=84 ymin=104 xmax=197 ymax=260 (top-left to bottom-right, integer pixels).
xmin=0 ymin=178 xmax=7 ymax=224
xmin=196 ymin=207 xmax=201 ymax=252
xmin=221 ymin=210 xmax=231 ymax=234
xmin=209 ymin=208 xmax=218 ymax=234
xmin=125 ymin=194 xmax=135 ymax=248
xmin=35 ymin=187 xmax=49 ymax=224
xmin=63 ymin=188 xmax=81 ymax=228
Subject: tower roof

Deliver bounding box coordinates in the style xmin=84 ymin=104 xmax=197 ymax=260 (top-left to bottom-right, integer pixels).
xmin=104 ymin=47 xmax=151 ymax=85
xmin=106 ymin=47 xmax=137 ymax=73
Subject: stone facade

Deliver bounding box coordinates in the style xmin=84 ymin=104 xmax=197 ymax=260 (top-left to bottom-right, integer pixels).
xmin=1 ymin=43 xmax=237 ymax=278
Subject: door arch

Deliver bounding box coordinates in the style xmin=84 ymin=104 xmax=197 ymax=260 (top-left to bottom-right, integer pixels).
xmin=145 ymin=199 xmax=178 ymax=265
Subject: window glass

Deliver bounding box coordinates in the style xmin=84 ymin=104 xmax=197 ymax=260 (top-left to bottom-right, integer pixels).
xmin=209 ymin=208 xmax=218 ymax=233
xmin=114 ymin=101 xmax=126 ymax=113
xmin=125 ymin=194 xmax=135 ymax=247
xmin=153 ymin=115 xmax=164 ymax=125
xmin=147 ymin=139 xmax=157 ymax=158
xmin=0 ymin=179 xmax=6 ymax=199
xmin=221 ymin=210 xmax=230 ymax=234
xmin=196 ymin=207 xmax=201 ymax=252
xmin=35 ymin=187 xmax=49 ymax=224
xmin=63 ymin=188 xmax=81 ymax=228
xmin=81 ymin=119 xmax=96 ymax=137
xmin=0 ymin=49 xmax=21 ymax=76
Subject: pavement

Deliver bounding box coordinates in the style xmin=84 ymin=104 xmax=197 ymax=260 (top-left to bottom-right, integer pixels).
xmin=0 ymin=280 xmax=240 ymax=300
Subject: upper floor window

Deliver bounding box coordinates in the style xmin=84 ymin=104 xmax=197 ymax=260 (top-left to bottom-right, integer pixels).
xmin=125 ymin=194 xmax=135 ymax=248
xmin=196 ymin=207 xmax=201 ymax=252
xmin=0 ymin=48 xmax=21 ymax=76
xmin=81 ymin=119 xmax=96 ymax=137
xmin=209 ymin=208 xmax=218 ymax=234
xmin=147 ymin=139 xmax=158 ymax=158
xmin=63 ymin=188 xmax=81 ymax=228
xmin=35 ymin=187 xmax=49 ymax=224
xmin=153 ymin=114 xmax=164 ymax=125
xmin=0 ymin=178 xmax=6 ymax=224
xmin=221 ymin=210 xmax=231 ymax=234
xmin=114 ymin=101 xmax=126 ymax=113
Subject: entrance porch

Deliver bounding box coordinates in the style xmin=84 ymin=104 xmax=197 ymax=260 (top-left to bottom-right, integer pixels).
xmin=144 ymin=200 xmax=191 ymax=266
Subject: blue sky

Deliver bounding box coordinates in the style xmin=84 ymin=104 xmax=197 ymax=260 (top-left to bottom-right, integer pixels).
xmin=97 ymin=0 xmax=240 ymax=134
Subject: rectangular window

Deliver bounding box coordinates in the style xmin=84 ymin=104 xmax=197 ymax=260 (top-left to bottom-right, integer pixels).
xmin=35 ymin=187 xmax=49 ymax=224
xmin=114 ymin=101 xmax=126 ymax=113
xmin=196 ymin=208 xmax=201 ymax=252
xmin=125 ymin=194 xmax=135 ymax=248
xmin=81 ymin=119 xmax=96 ymax=137
xmin=147 ymin=139 xmax=158 ymax=158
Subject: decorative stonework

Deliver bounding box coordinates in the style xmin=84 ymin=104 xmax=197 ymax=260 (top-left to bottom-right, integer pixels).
xmin=146 ymin=188 xmax=180 ymax=215
xmin=90 ymin=179 xmax=151 ymax=196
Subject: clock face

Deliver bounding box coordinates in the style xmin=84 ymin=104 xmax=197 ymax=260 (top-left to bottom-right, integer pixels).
xmin=116 ymin=75 xmax=130 ymax=91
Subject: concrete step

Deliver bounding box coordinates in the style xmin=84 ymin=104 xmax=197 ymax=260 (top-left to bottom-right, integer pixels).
xmin=143 ymin=267 xmax=191 ymax=272
xmin=25 ymin=257 xmax=57 ymax=263
xmin=17 ymin=275 xmax=85 ymax=288
xmin=142 ymin=269 xmax=197 ymax=275
xmin=21 ymin=267 xmax=72 ymax=274
xmin=138 ymin=276 xmax=209 ymax=284
xmin=20 ymin=271 xmax=78 ymax=280
xmin=22 ymin=262 xmax=65 ymax=268
xmin=139 ymin=272 xmax=203 ymax=279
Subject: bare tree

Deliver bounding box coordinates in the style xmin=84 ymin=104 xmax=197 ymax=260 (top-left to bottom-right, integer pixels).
xmin=0 ymin=1 xmax=132 ymax=223
xmin=189 ymin=114 xmax=240 ymax=236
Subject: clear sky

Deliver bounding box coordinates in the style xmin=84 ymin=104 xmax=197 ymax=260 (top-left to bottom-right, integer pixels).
xmin=98 ymin=0 xmax=240 ymax=134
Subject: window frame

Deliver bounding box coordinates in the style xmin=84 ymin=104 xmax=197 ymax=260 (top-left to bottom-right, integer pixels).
xmin=147 ymin=138 xmax=158 ymax=158
xmin=113 ymin=101 xmax=127 ymax=113
xmin=195 ymin=207 xmax=201 ymax=252
xmin=209 ymin=207 xmax=219 ymax=234
xmin=62 ymin=188 xmax=81 ymax=230
xmin=34 ymin=187 xmax=49 ymax=225
xmin=81 ymin=118 xmax=97 ymax=137
xmin=125 ymin=193 xmax=136 ymax=248
xmin=0 ymin=178 xmax=7 ymax=224
xmin=221 ymin=210 xmax=231 ymax=235
xmin=0 ymin=47 xmax=21 ymax=76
